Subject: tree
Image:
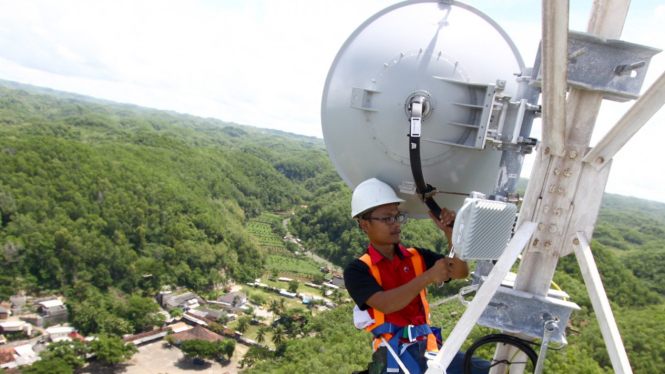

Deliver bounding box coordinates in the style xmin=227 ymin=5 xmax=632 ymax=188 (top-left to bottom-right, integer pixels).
xmin=178 ymin=339 xmax=234 ymax=360
xmin=207 ymin=322 xmax=224 ymax=335
xmin=217 ymin=314 xmax=231 ymax=325
xmin=168 ymin=307 xmax=183 ymax=319
xmin=312 ymin=273 xmax=325 ymax=285
xmin=250 ymin=293 xmax=266 ymax=305
xmin=271 ymin=325 xmax=287 ymax=346
xmin=256 ymin=326 xmax=268 ymax=344
xmin=88 ymin=334 xmax=138 ymax=366
xmin=331 ymin=289 xmax=343 ymax=303
xmin=221 ymin=338 xmax=236 ymax=358
xmin=164 ymin=334 xmax=177 ymax=346
xmin=268 ymin=299 xmax=281 ymax=319
xmin=21 ymin=357 xmax=73 ymax=374
xmin=39 ymin=340 xmax=89 ymax=370
xmin=236 ymin=316 xmax=251 ymax=334
xmin=239 ymin=346 xmax=273 ymax=368
xmin=288 ymin=279 xmax=299 ymax=293
xmin=122 ymin=295 xmax=164 ymax=332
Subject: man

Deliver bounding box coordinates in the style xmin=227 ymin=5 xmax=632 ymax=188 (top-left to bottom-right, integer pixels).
xmin=344 ymin=178 xmax=486 ymax=374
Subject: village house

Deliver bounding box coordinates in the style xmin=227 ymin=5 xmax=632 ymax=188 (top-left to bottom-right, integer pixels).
xmin=0 ymin=342 xmax=39 ymax=370
xmin=206 ymin=302 xmax=243 ymax=316
xmin=0 ymin=307 xmax=10 ymax=320
xmin=0 ymin=346 xmax=14 ymax=370
xmin=0 ymin=320 xmax=32 ymax=337
xmin=217 ymin=292 xmax=247 ymax=307
xmin=170 ymin=324 xmax=224 ymax=343
xmin=37 ymin=299 xmax=68 ymax=325
xmin=157 ymin=291 xmax=204 ymax=311
xmin=45 ymin=326 xmax=77 ymax=343
xmin=121 ymin=321 xmax=193 ymax=346
xmin=8 ymin=295 xmax=26 ymax=315
xmin=196 ymin=307 xmax=229 ymax=323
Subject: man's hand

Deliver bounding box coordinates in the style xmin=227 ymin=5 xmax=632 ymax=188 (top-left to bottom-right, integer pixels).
xmin=428 ymin=207 xmax=456 ymax=239
xmin=426 ymin=258 xmax=455 ymax=284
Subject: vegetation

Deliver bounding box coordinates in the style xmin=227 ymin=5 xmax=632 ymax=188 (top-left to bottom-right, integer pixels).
xmin=21 ymin=358 xmax=73 ymax=374
xmin=88 ymin=334 xmax=138 ymax=366
xmin=0 ymin=82 xmax=663 ymax=373
xmin=66 ymin=285 xmax=164 ymax=336
xmin=265 ymin=255 xmax=321 ymax=277
xmin=168 ymin=306 xmax=183 ymax=319
xmin=178 ymin=338 xmax=236 ymax=361
xmin=247 ymin=212 xmax=287 ymax=248
xmin=39 ymin=340 xmax=89 ymax=370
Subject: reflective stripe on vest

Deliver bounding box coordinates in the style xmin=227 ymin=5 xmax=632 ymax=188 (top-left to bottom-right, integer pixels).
xmin=359 ymin=247 xmax=439 ymax=353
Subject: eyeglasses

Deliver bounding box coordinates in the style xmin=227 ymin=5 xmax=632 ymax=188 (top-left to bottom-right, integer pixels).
xmin=366 ymin=213 xmax=407 ymax=225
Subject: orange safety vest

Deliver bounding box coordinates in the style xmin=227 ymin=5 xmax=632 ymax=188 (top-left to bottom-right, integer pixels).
xmin=359 ymin=247 xmax=439 ymax=354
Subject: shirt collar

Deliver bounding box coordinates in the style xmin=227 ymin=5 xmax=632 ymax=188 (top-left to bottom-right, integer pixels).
xmin=367 ymin=244 xmax=412 ymax=265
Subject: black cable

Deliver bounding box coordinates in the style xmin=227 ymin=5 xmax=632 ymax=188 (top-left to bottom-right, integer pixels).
xmin=463 ymin=334 xmax=539 ymax=374
xmin=408 ymin=134 xmax=442 ymax=218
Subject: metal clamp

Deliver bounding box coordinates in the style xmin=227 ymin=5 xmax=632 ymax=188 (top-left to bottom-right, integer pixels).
xmin=534 ymin=318 xmax=558 ymax=374
xmin=408 ymin=97 xmax=427 ymax=137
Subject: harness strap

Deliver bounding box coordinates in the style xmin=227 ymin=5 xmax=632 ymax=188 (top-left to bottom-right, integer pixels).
xmin=371 ymin=323 xmax=433 ymax=374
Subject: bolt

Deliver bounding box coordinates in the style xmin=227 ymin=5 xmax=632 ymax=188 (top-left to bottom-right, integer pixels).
xmin=554 ymin=168 xmax=561 ymax=175
xmin=568 ymin=48 xmax=587 ymax=61
xmin=596 ymin=157 xmax=604 ymax=164
xmin=533 ymin=239 xmax=540 ymax=247
xmin=615 ymin=61 xmax=646 ymax=76
xmin=384 ymin=63 xmax=389 ymax=67
xmin=569 ymin=151 xmax=578 ymax=159
xmin=563 ymin=169 xmax=573 ymax=177
xmin=543 ymin=205 xmax=550 ymax=214
xmin=554 ymin=208 xmax=562 ymax=216
xmin=544 ymin=241 xmax=552 ymax=248
xmin=573 ymin=238 xmax=580 ymax=245
xmin=544 ymin=147 xmax=551 ymax=155
xmin=549 ymin=225 xmax=557 ymax=233
xmin=538 ymin=223 xmax=544 ymax=231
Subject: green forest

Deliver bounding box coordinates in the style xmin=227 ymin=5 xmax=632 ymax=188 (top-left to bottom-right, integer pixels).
xmin=1 ymin=81 xmax=664 ymax=373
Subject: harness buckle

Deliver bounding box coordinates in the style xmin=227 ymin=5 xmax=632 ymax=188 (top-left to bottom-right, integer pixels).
xmin=407 ymin=325 xmax=416 ymax=342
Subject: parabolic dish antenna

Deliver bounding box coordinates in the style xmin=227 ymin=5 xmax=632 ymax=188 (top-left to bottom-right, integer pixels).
xmin=322 ymin=0 xmax=524 ymax=218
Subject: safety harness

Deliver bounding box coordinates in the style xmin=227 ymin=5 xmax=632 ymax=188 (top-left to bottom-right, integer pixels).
xmin=359 ymin=247 xmax=439 ymax=373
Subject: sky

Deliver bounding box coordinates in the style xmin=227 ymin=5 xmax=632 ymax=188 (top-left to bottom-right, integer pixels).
xmin=0 ymin=0 xmax=664 ymax=202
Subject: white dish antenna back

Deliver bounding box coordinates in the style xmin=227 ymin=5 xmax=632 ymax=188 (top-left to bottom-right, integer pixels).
xmin=321 ymin=1 xmax=524 ymax=217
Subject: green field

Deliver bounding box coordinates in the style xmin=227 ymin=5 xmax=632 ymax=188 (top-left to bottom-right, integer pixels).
xmin=265 ymin=255 xmax=321 ymax=276
xmin=247 ymin=213 xmax=286 ymax=248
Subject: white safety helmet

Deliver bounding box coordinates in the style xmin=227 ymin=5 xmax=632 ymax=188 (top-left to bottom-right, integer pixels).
xmin=351 ymin=178 xmax=405 ymax=218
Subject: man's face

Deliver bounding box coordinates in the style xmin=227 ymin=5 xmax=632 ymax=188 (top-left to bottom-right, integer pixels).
xmin=360 ymin=203 xmax=403 ymax=246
